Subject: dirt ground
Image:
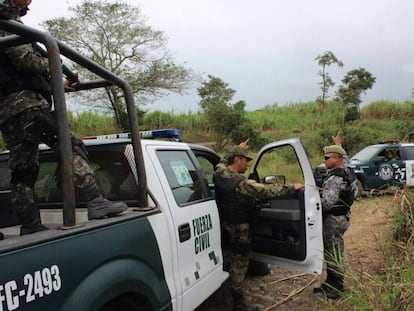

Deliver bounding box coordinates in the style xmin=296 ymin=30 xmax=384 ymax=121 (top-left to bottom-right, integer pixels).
xmin=198 ymin=195 xmax=393 ymax=311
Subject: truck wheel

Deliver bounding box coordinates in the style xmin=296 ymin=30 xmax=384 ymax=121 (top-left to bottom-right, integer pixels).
xmin=355 ymin=179 xmax=363 ymax=198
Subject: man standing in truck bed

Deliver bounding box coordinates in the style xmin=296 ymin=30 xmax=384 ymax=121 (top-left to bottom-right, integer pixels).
xmin=0 ymin=0 xmax=127 ymax=236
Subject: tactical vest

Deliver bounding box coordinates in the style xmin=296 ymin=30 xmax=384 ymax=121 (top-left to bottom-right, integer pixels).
xmin=213 ymin=170 xmax=252 ymax=224
xmin=0 ymin=44 xmax=51 ymax=100
xmin=325 ymin=167 xmax=356 ymax=216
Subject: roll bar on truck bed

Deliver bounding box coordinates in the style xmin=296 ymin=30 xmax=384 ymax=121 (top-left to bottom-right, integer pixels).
xmin=0 ymin=18 xmax=148 ymax=228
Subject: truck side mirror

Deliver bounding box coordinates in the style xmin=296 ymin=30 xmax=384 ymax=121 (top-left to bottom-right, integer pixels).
xmin=263 ymin=175 xmax=286 ymax=185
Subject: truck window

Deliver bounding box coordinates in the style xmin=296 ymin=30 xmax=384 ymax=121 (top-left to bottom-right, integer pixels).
xmin=156 ymin=150 xmax=205 ymax=205
xmin=404 ymin=146 xmax=414 ymax=159
xmin=196 ymin=156 xmax=215 ymax=185
xmin=255 ymin=144 xmax=305 ymax=184
xmin=36 ymin=148 xmax=139 ymax=204
xmin=378 ymin=147 xmax=399 ymax=161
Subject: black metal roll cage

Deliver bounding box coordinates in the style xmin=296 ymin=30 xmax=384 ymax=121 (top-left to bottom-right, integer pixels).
xmin=0 ymin=19 xmax=148 ymax=227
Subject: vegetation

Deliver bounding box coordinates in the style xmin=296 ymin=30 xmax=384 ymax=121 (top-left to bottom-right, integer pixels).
xmin=328 ymin=192 xmax=414 ymax=311
xmin=335 ymin=68 xmax=376 ymax=122
xmin=42 ymin=0 xmax=196 ymax=131
xmin=315 ymin=51 xmax=343 ymax=108
xmin=1 ymin=99 xmax=411 ymax=166
xmin=196 ymin=75 xmax=267 ymax=150
xmin=314 ymin=51 xmax=376 ymax=125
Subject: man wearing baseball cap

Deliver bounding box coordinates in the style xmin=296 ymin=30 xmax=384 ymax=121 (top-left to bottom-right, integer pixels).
xmin=214 ymin=143 xmax=303 ymax=310
xmin=313 ymin=144 xmax=356 ymax=299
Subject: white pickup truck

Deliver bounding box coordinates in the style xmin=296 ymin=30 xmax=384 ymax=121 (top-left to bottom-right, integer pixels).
xmin=0 ymin=19 xmax=323 ymax=311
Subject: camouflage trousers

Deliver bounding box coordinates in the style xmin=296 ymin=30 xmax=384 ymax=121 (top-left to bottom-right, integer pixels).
xmin=0 ymin=107 xmax=94 ymax=214
xmin=323 ymin=213 xmax=350 ymax=287
xmin=221 ymin=221 xmax=252 ymax=293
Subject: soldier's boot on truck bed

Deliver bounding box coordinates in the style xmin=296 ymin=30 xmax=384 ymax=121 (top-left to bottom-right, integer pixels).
xmin=232 ymin=289 xmax=259 ymax=311
xmin=19 ymin=203 xmax=48 ymax=235
xmin=80 ymin=181 xmax=127 ymax=220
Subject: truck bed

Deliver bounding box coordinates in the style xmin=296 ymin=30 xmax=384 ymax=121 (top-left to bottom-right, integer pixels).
xmin=0 ymin=208 xmax=159 ymax=254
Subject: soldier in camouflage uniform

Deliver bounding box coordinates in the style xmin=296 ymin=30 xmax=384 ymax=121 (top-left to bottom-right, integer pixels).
xmin=313 ymin=144 xmax=356 ymax=299
xmin=214 ymin=145 xmax=303 ymax=311
xmin=0 ymin=0 xmax=127 ymax=236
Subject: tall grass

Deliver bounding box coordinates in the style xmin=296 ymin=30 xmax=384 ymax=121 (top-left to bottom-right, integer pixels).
xmin=1 ymin=99 xmax=413 ymax=155
xmin=328 ymin=192 xmax=414 ymax=310
xmin=361 ymin=100 xmax=409 ymax=120
xmin=68 ymin=111 xmax=116 ymax=138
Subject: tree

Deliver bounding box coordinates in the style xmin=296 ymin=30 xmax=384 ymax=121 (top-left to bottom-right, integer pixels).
xmin=315 ymin=51 xmax=343 ymax=109
xmin=42 ymin=0 xmax=196 ymax=130
xmin=336 ymin=67 xmax=376 ymax=121
xmin=197 ymin=75 xmax=244 ymax=149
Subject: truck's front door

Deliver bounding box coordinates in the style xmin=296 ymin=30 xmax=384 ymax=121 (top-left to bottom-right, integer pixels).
xmin=248 ymin=138 xmax=323 ymax=275
xmin=146 ymin=144 xmax=227 ymax=311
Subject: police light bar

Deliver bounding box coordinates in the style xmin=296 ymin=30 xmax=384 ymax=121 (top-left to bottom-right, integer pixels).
xmin=378 ymin=139 xmax=399 ymax=144
xmin=140 ymin=129 xmax=182 ymax=139
xmin=82 ymin=129 xmax=182 ymax=140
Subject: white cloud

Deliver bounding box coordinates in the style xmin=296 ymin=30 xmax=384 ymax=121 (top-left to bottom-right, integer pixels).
xmin=22 ymin=0 xmax=414 ymax=112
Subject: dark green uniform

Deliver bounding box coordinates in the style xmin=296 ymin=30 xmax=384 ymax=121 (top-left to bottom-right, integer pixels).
xmin=214 ymin=165 xmax=295 ymax=293
xmin=0 ymin=8 xmax=127 ymax=234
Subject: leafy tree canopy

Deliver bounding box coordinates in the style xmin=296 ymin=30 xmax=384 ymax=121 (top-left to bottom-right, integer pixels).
xmin=336 ymin=67 xmax=376 ymax=122
xmin=336 ymin=67 xmax=376 ymax=106
xmin=197 ymin=75 xmax=245 ymax=149
xmin=42 ymin=0 xmax=196 ymax=130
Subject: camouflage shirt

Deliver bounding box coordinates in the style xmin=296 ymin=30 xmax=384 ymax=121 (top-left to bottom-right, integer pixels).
xmin=217 ymin=165 xmax=296 ymax=201
xmin=0 ymin=24 xmax=50 ymax=125
xmin=320 ymin=173 xmax=347 ymax=213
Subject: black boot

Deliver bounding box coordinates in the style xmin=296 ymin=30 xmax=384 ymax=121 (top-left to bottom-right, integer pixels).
xmin=315 ymin=269 xmax=344 ymax=300
xmin=18 ymin=203 xmax=48 ymax=235
xmin=232 ymin=289 xmax=259 ymax=311
xmin=80 ymin=181 xmax=127 ymax=220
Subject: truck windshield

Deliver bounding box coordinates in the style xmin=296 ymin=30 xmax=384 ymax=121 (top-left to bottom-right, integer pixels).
xmin=351 ymin=145 xmax=385 ymax=162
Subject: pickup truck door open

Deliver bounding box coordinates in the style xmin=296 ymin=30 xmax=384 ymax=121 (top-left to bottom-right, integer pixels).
xmin=248 ymin=138 xmax=323 ymax=274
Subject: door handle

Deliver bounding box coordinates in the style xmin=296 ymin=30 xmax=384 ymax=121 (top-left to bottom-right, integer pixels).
xmin=178 ymin=223 xmax=191 ymax=242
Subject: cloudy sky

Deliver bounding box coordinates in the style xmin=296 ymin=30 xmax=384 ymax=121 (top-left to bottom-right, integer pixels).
xmin=23 ymin=0 xmax=414 ymax=112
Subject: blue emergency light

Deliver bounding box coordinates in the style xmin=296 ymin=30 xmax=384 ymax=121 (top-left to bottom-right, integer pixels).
xmin=140 ymin=129 xmax=182 ymax=139
xmin=82 ymin=129 xmax=182 ymax=140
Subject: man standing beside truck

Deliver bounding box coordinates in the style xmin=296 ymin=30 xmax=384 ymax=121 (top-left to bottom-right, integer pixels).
xmin=0 ymin=0 xmax=127 ymax=236
xmin=214 ymin=145 xmax=303 ymax=311
xmin=313 ymin=144 xmax=356 ymax=299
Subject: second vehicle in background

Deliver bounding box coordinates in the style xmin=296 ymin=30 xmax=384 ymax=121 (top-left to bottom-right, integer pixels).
xmin=349 ymin=140 xmax=414 ymax=195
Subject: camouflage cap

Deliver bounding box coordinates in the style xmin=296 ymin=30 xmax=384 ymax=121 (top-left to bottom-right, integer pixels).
xmin=323 ymin=145 xmax=346 ymax=156
xmin=229 ymin=146 xmax=253 ymax=161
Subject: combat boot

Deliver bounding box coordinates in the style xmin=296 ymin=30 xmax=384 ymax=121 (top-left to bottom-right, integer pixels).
xmin=232 ymin=289 xmax=259 ymax=311
xmin=18 ymin=203 xmax=48 ymax=235
xmin=314 ymin=270 xmax=344 ymax=300
xmin=80 ymin=181 xmax=127 ymax=220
